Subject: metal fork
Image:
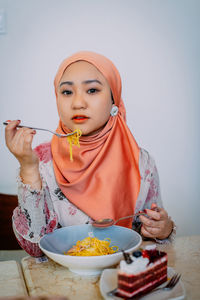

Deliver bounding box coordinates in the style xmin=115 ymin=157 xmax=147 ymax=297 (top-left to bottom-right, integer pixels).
xmin=107 ymin=273 xmax=181 ymax=298
xmin=155 ymin=273 xmax=181 ymax=292
xmin=3 ymin=122 xmax=76 ymax=138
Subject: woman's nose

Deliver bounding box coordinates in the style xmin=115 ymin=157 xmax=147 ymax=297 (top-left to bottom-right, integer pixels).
xmin=71 ymin=92 xmax=87 ymax=109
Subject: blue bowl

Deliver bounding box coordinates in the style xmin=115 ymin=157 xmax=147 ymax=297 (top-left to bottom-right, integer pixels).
xmin=39 ymin=224 xmax=142 ymax=276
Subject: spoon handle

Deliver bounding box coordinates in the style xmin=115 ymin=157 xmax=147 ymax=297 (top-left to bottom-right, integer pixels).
xmin=114 ymin=212 xmax=146 ymax=225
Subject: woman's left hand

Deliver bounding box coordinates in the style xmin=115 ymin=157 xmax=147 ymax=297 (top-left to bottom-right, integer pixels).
xmin=139 ymin=203 xmax=173 ymax=240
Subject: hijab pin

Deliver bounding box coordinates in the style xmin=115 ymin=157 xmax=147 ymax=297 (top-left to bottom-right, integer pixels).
xmin=110 ymin=105 xmax=119 ymax=116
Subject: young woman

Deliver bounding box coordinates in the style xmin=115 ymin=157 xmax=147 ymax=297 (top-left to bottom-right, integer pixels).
xmin=5 ymin=51 xmax=175 ymax=256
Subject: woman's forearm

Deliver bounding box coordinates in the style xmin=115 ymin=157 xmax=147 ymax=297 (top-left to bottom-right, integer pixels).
xmin=20 ymin=163 xmax=42 ymax=190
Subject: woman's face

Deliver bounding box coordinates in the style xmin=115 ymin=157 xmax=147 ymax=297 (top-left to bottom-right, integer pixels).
xmin=57 ymin=61 xmax=113 ymax=136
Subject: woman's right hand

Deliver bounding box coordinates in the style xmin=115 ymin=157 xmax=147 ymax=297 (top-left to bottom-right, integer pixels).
xmin=5 ymin=120 xmax=37 ymax=166
xmin=5 ymin=120 xmax=42 ymax=189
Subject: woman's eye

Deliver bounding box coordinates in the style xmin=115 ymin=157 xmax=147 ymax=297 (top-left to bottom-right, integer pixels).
xmin=87 ymin=88 xmax=99 ymax=94
xmin=62 ymin=90 xmax=72 ymax=95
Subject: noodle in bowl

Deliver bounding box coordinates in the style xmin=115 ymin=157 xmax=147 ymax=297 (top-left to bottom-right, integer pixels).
xmin=39 ymin=224 xmax=142 ymax=275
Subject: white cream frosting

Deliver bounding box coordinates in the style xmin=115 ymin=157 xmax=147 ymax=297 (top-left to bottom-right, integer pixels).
xmin=145 ymin=244 xmax=156 ymax=250
xmin=120 ymin=256 xmax=149 ymax=274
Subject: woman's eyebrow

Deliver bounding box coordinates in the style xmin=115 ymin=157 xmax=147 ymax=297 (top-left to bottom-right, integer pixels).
xmin=59 ymin=79 xmax=103 ymax=87
xmin=60 ymin=81 xmax=73 ymax=87
xmin=82 ymin=79 xmax=102 ymax=85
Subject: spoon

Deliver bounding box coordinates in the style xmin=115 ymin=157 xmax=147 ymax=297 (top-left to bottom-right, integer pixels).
xmin=92 ymin=212 xmax=146 ymax=228
xmin=3 ymin=121 xmax=78 ymax=138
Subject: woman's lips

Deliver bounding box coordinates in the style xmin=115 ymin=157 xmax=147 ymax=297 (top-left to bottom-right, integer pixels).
xmin=72 ymin=115 xmax=89 ymax=123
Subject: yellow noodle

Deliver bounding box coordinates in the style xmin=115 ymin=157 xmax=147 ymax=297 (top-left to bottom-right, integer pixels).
xmin=64 ymin=237 xmax=119 ymax=256
xmin=66 ymin=129 xmax=82 ymax=161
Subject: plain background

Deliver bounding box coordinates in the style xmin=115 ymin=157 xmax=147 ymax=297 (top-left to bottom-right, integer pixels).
xmin=0 ymin=0 xmax=199 ymax=237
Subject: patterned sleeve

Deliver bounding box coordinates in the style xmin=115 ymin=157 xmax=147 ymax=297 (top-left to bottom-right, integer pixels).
xmin=132 ymin=149 xmax=176 ymax=243
xmin=142 ymin=163 xmax=163 ymax=209
xmin=12 ymin=143 xmax=59 ymax=257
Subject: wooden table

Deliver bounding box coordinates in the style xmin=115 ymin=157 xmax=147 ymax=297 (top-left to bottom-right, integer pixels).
xmin=0 ymin=235 xmax=200 ymax=299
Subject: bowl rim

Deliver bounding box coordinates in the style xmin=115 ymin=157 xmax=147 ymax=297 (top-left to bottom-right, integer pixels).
xmin=39 ymin=224 xmax=142 ymax=259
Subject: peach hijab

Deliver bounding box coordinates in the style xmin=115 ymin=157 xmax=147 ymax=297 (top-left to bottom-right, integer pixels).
xmin=51 ymin=51 xmax=140 ymax=228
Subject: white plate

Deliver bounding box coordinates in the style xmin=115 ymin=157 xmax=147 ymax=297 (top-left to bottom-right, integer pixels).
xmin=100 ymin=267 xmax=185 ymax=300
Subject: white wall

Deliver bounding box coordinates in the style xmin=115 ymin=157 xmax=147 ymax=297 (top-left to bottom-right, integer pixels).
xmin=0 ymin=0 xmax=199 ymax=236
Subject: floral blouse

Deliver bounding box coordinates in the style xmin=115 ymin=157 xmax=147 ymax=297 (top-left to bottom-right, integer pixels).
xmin=12 ymin=142 xmax=174 ymax=257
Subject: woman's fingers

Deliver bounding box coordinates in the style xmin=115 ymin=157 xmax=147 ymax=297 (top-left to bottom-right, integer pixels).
xmin=14 ymin=128 xmax=36 ymax=155
xmin=5 ymin=120 xmax=20 ymax=147
xmin=5 ymin=120 xmax=36 ymax=162
xmin=141 ymin=216 xmax=165 ymax=238
xmin=146 ymin=208 xmax=161 ymax=220
xmin=140 ymin=206 xmax=173 ymax=239
xmin=5 ymin=120 xmax=40 ymax=189
xmin=151 ymin=203 xmax=158 ymax=210
xmin=141 ymin=225 xmax=158 ymax=238
xmin=139 ymin=217 xmax=160 ymax=230
xmin=143 ymin=206 xmax=167 ymax=221
xmin=21 ymin=127 xmax=36 ymax=142
xmin=139 ymin=208 xmax=162 ymax=226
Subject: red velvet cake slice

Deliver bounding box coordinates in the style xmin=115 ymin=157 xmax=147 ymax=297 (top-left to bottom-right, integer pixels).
xmin=117 ymin=245 xmax=168 ymax=298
